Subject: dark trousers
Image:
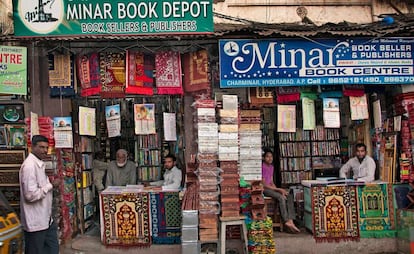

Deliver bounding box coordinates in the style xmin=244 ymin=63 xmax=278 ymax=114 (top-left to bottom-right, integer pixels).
xmin=24 ymin=222 xmax=59 ymax=254
xmin=263 ymin=189 xmax=296 ymax=223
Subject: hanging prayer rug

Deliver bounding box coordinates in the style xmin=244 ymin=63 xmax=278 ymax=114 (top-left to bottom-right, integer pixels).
xmin=183 ymin=49 xmax=209 ymax=93
xmin=312 ymin=185 xmax=360 ymax=242
xmin=126 ymin=51 xmax=154 ymax=95
xmin=343 ymin=85 xmax=365 ymax=97
xmin=77 ymin=53 xmax=101 ymax=97
xmin=101 ymin=192 xmax=151 ymax=247
xmin=48 ymin=53 xmax=76 ymax=97
xmin=358 ymin=183 xmax=396 ymax=238
xmin=276 ymin=86 xmax=300 ymax=103
xmin=100 ymin=52 xmax=126 ymax=98
xmin=48 ymin=53 xmax=71 ymax=87
xmin=150 ymin=191 xmax=182 ymax=244
xmin=155 ymin=51 xmax=183 ymax=95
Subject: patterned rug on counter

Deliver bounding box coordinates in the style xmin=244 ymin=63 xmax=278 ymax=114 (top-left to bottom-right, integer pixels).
xmin=358 ymin=183 xmax=396 ymax=238
xmin=150 ymin=192 xmax=182 ymax=244
xmin=312 ymin=185 xmax=360 ymax=242
xmin=101 ymin=192 xmax=151 ymax=247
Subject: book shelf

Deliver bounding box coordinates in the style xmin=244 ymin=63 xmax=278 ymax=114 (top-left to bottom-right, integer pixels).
xmin=278 ymin=126 xmax=341 ymax=185
xmin=311 ymin=127 xmax=341 ymax=178
xmin=261 ymin=107 xmax=276 ymax=149
xmin=0 ymin=150 xmax=26 ymax=216
xmin=136 ymin=134 xmax=162 ymax=182
xmin=74 ymin=136 xmax=95 ymax=233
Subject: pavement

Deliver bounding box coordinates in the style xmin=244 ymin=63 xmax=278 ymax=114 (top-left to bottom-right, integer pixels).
xmin=59 ymin=224 xmax=400 ymax=254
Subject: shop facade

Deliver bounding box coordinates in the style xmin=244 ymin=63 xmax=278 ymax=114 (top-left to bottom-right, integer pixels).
xmin=2 ymin=0 xmax=414 ymax=253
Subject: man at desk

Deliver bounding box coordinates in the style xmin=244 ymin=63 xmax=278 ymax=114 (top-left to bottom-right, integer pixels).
xmin=106 ymin=149 xmax=137 ymax=186
xmin=150 ymin=154 xmax=182 ymax=190
xmin=162 ymin=154 xmax=182 ymax=190
xmin=339 ymin=143 xmax=376 ymax=182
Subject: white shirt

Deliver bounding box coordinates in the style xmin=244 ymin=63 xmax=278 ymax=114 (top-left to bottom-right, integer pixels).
xmin=20 ymin=153 xmax=53 ymax=232
xmin=339 ymin=155 xmax=376 ymax=182
xmin=162 ymin=166 xmax=182 ymax=190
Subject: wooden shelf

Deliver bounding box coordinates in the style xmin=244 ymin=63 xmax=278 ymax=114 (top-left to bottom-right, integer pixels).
xmin=278 ymin=127 xmax=341 ymax=184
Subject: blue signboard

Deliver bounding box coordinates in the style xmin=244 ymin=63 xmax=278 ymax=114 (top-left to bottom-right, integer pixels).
xmin=219 ymin=38 xmax=414 ymax=87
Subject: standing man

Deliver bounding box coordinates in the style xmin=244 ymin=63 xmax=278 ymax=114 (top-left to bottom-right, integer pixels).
xmin=162 ymin=154 xmax=182 ymax=190
xmin=339 ymin=143 xmax=376 ymax=182
xmin=106 ymin=149 xmax=137 ymax=187
xmin=20 ymin=135 xmax=59 ymax=254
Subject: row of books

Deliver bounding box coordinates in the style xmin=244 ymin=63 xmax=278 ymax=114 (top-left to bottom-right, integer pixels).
xmin=138 ymin=149 xmax=161 ymax=166
xmin=278 ymin=127 xmax=340 ymax=142
xmin=278 ymin=129 xmax=311 ymax=142
xmin=137 ymin=134 xmax=160 ymax=148
xmin=279 ymin=142 xmax=311 ymax=157
xmin=81 ymin=153 xmax=93 ymax=170
xmin=310 ymin=126 xmax=340 ymax=141
xmin=281 ymin=171 xmax=313 ymax=184
xmin=280 ymin=157 xmax=312 ymax=172
xmin=138 ymin=166 xmax=161 ymax=181
xmin=311 ymin=141 xmax=340 ymax=156
xmin=261 ymin=122 xmax=275 ymax=148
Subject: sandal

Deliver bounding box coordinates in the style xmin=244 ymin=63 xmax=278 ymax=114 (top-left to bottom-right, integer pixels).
xmin=285 ymin=224 xmax=300 ymax=234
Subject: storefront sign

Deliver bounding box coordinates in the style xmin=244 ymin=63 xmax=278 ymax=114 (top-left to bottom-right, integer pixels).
xmin=219 ymin=38 xmax=414 ymax=87
xmin=0 ymin=46 xmax=27 ymax=95
xmin=13 ymin=0 xmax=213 ymax=36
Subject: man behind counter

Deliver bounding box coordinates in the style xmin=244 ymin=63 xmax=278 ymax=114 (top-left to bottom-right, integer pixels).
xmin=339 ymin=143 xmax=376 ymax=182
xmin=105 ymin=149 xmax=137 ymax=187
xmin=150 ymin=154 xmax=182 ymax=190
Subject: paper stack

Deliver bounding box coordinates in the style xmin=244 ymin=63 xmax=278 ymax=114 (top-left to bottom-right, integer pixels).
xmin=218 ymin=95 xmax=240 ymax=217
xmin=239 ymin=110 xmax=262 ymax=180
xmin=194 ymin=99 xmax=220 ymax=241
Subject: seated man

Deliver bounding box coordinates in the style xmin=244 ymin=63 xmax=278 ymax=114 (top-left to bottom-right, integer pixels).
xmin=339 ymin=143 xmax=376 ymax=182
xmin=150 ymin=154 xmax=182 ymax=191
xmin=105 ymin=149 xmax=137 ymax=187
xmin=162 ymin=154 xmax=182 ymax=190
xmin=262 ymin=149 xmax=300 ymax=233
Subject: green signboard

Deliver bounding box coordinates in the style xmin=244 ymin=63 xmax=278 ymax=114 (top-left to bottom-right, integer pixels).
xmin=0 ymin=46 xmax=27 ymax=95
xmin=13 ymin=0 xmax=213 ymax=36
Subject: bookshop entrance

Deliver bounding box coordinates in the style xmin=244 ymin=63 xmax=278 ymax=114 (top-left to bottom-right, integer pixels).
xmin=70 ymin=96 xmax=185 ymax=232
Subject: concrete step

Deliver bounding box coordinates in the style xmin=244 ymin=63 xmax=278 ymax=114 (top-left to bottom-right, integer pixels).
xmin=275 ymin=231 xmax=398 ymax=254
xmin=61 ymin=230 xmax=400 ymax=254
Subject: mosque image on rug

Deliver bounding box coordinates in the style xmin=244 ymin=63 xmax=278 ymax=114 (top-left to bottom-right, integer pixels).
xmin=101 ymin=192 xmax=151 ymax=247
xmin=312 ymin=185 xmax=360 ymax=242
xmin=357 ymin=184 xmax=396 ymax=238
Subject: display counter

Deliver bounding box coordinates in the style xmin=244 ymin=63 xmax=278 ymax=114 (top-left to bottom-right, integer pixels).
xmin=302 ymin=180 xmax=397 ymax=242
xmin=99 ymin=186 xmax=181 ymax=247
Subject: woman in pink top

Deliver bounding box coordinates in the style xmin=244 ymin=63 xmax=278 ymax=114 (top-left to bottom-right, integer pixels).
xmin=262 ymin=149 xmax=300 ymax=233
